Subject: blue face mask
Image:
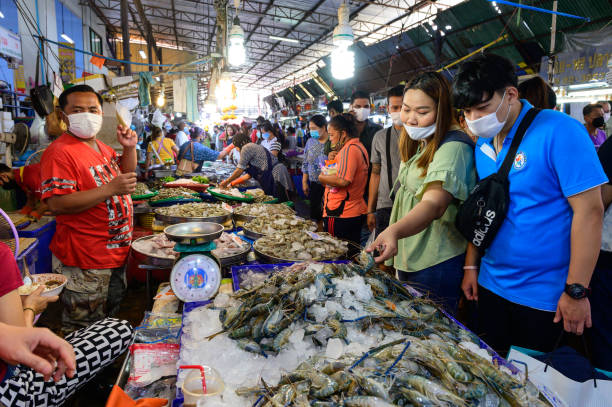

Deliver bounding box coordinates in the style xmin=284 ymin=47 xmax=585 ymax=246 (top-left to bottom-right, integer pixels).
xmin=262 ymin=132 xmax=270 ymax=140
xmin=310 ymin=130 xmax=320 ymax=139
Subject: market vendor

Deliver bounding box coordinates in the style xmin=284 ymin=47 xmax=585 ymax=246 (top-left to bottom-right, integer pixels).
xmin=0 ymin=162 xmax=48 ymax=218
xmin=177 ymin=126 xmax=229 ymax=172
xmin=219 ymin=132 xmax=294 ymax=202
xmin=40 ymin=84 xmax=138 ymax=335
xmin=366 ymin=72 xmax=476 ymax=316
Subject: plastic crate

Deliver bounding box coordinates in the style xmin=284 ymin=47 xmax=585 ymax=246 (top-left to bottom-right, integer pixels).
xmin=16 ymin=239 xmax=38 ymax=276
xmin=18 ymin=218 xmax=55 ymax=274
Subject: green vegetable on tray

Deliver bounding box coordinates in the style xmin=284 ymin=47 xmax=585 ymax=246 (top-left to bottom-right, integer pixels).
xmin=192 ymin=175 xmax=209 ymax=184
xmin=161 ymin=176 xmax=176 ymax=183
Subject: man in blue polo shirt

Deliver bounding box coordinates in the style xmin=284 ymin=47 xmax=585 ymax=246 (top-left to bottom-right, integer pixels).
xmin=454 ymin=54 xmax=607 ymax=356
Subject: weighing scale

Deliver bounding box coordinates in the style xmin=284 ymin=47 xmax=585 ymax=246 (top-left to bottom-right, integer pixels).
xmin=164 ymin=222 xmax=223 ymax=303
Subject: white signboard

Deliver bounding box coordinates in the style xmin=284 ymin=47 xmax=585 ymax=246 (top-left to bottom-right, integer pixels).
xmin=0 ymin=25 xmax=22 ymax=63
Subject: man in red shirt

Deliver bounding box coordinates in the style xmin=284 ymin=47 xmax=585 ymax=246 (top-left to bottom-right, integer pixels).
xmin=41 ymin=84 xmax=138 ymax=334
xmin=0 ymin=162 xmax=47 ymax=218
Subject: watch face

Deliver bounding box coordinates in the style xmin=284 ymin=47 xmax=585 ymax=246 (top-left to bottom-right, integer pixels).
xmin=567 ymin=284 xmax=586 ymax=299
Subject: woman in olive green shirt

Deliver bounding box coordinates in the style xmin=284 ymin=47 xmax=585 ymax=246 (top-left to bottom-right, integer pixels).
xmin=367 ymin=72 xmax=476 ymax=314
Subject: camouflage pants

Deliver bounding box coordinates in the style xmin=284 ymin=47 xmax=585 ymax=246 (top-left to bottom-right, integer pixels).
xmin=52 ymin=255 xmax=127 ymax=335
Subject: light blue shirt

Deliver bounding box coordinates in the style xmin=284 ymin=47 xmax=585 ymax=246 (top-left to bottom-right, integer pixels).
xmin=477 ymin=100 xmax=608 ymax=311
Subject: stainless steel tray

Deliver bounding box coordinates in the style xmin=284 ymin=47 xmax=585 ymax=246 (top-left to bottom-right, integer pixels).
xmin=252 ymin=245 xmax=347 ymax=264
xmin=164 ymin=222 xmax=224 ymax=245
xmin=130 ymin=235 xmax=176 ymax=268
xmin=154 ymin=211 xmax=231 ymax=225
xmin=232 ymin=213 xmax=257 ymax=224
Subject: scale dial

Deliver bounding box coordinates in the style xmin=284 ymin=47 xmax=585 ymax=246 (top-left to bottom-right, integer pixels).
xmin=170 ymin=254 xmax=221 ymax=302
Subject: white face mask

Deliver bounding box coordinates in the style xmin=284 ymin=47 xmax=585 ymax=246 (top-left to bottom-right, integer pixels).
xmin=390 ymin=112 xmax=402 ymax=126
xmin=353 ymin=107 xmax=370 ymax=122
xmin=604 ymin=112 xmax=611 ymax=123
xmin=465 ymin=90 xmax=511 ymax=139
xmin=403 ymin=123 xmax=436 ymax=140
xmin=67 ymin=112 xmax=103 ymax=139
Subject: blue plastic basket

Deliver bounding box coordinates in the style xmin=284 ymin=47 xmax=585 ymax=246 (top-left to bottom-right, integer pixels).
xmin=19 ymin=218 xmax=56 ymax=274
xmin=16 ymin=239 xmax=38 ymax=276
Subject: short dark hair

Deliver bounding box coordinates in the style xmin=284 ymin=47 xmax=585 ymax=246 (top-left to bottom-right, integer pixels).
xmin=309 ymin=114 xmax=327 ymax=128
xmin=387 ymin=85 xmax=404 ymax=100
xmin=327 ymin=99 xmax=344 ymax=114
xmin=190 ymin=126 xmax=203 ymax=139
xmin=256 ymin=116 xmax=266 ymax=124
xmin=452 ymin=53 xmax=518 ymax=109
xmin=583 ymin=104 xmax=603 ymax=116
xmin=232 ymin=132 xmax=251 ymax=149
xmin=151 ymin=126 xmax=163 ymax=139
xmin=287 ymin=126 xmax=296 ymax=134
xmin=351 ymin=90 xmax=369 ymax=104
xmin=59 ymin=85 xmax=103 ymax=110
xmin=0 ymin=163 xmax=10 ymax=173
xmin=329 ymin=113 xmax=358 ymax=139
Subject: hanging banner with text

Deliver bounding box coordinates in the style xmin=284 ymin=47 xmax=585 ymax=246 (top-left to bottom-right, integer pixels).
xmin=0 ymin=25 xmax=22 ymax=64
xmin=59 ymin=42 xmax=76 ymax=82
xmin=541 ymin=46 xmax=612 ymax=87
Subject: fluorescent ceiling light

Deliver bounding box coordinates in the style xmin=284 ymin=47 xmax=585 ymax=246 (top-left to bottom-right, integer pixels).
xmin=0 ymin=12 xmax=5 ymax=19
xmin=568 ymin=81 xmax=607 ymax=91
xmin=61 ymin=33 xmax=74 ymax=44
xmin=566 ymin=87 xmax=612 ymax=98
xmin=269 ymin=35 xmax=299 ymax=44
xmin=445 ymin=25 xmax=451 ymax=30
xmin=139 ymin=50 xmax=147 ymax=59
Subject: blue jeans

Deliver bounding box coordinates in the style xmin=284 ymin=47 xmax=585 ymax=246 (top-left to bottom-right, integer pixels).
xmin=397 ymin=254 xmax=465 ymax=316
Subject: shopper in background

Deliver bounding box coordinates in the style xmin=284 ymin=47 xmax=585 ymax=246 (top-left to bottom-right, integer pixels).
xmin=319 ymin=113 xmax=368 ymax=249
xmin=286 ymin=126 xmax=298 ymax=150
xmin=350 ymin=90 xmax=382 ymax=158
xmin=177 ymin=127 xmax=227 ymax=172
xmin=583 ymin=104 xmax=606 ymax=149
xmin=145 ymin=126 xmax=179 ymax=169
xmin=215 ymin=125 xmax=225 ymax=151
xmin=592 ymin=136 xmax=612 ymax=370
xmin=0 ymin=241 xmax=133 ymax=406
xmin=41 ymin=85 xmax=137 ymax=335
xmin=517 ymin=76 xmax=557 ymax=109
xmin=220 ymin=132 xmax=294 ymax=202
xmin=175 ymin=121 xmax=190 ymax=148
xmin=0 ymin=162 xmax=47 ymax=218
xmin=327 ymin=99 xmax=344 ymax=118
xmin=367 ymin=72 xmax=475 ymax=315
xmin=598 ymin=100 xmax=611 ymax=138
xmin=260 ymin=122 xmax=282 ymax=157
xmin=367 ymin=85 xmax=404 ymax=238
xmin=303 ymin=115 xmax=329 ymax=230
xmin=202 ymin=131 xmax=212 ymax=148
xmin=350 ymin=90 xmax=382 ymax=245
xmin=455 ymin=54 xmax=606 ymax=356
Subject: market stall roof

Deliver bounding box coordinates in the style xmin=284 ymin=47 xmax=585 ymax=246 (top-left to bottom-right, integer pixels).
xmin=83 ymin=0 xmax=465 ymax=90
xmin=272 ymin=0 xmax=612 ymax=101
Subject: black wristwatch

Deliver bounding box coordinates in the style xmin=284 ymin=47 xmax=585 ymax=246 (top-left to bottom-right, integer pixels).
xmin=564 ymin=283 xmax=590 ymax=299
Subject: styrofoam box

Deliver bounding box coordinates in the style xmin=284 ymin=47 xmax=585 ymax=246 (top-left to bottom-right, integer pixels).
xmin=1 ymin=112 xmax=12 ymax=120
xmin=2 ymin=120 xmax=14 ymax=133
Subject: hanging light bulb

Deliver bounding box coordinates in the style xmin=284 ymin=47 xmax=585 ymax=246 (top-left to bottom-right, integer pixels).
xmin=228 ymin=17 xmax=246 ymax=67
xmin=60 ymin=3 xmax=74 ymax=44
xmin=331 ymin=3 xmax=354 ymax=80
xmin=156 ymin=86 xmax=165 ymax=107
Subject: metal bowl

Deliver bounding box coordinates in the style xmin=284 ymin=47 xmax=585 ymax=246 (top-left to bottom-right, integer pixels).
xmin=153 ymin=169 xmax=175 ymax=178
xmin=233 ymin=213 xmax=257 ymax=224
xmin=164 ymin=222 xmax=224 ymax=245
xmin=130 ymin=235 xmax=176 ymax=268
xmin=242 ymin=226 xmax=265 ymax=241
xmin=213 ymin=245 xmax=251 ymax=267
xmin=155 ymin=212 xmax=232 ymax=225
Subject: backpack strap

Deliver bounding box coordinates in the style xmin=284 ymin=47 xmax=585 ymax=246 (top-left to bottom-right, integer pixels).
xmin=385 ymin=127 xmax=397 ymax=201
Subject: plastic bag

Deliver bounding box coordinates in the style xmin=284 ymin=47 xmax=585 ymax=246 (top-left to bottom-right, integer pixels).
xmin=151 ymin=109 xmax=166 ymax=129
xmin=134 ymin=312 xmax=182 ymax=344
xmin=116 ymin=101 xmax=133 ymax=128
xmin=128 ymin=343 xmax=180 ymax=387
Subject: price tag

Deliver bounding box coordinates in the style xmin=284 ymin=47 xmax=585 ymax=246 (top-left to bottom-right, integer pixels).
xmin=306 ymin=231 xmax=322 ymax=240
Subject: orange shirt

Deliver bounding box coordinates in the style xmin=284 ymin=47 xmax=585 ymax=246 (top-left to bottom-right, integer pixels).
xmin=41 ymin=134 xmax=133 ymax=269
xmin=323 ymin=138 xmax=369 ymax=218
xmin=13 ymin=163 xmax=42 ymax=199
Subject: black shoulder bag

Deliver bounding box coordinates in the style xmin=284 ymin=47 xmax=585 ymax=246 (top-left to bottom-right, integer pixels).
xmin=455 ymin=108 xmax=540 ymax=252
xmin=385 ymin=127 xmax=397 ymax=202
